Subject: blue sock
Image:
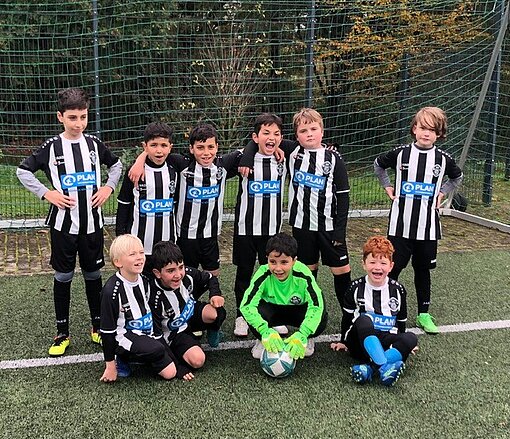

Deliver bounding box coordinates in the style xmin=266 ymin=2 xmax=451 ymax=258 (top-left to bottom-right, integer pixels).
xmin=363 ymin=335 xmax=386 ymax=366
xmin=384 ymin=347 xmax=403 ymax=363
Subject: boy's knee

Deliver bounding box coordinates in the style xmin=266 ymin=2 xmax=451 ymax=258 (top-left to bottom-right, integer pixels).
xmin=81 ymin=269 xmax=101 ymax=281
xmin=158 ymin=362 xmax=177 ymax=380
xmin=54 ymin=271 xmax=74 ymax=283
xmin=185 ymin=348 xmax=206 ymax=369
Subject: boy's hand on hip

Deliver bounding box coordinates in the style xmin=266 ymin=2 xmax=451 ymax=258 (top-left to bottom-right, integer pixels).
xmin=44 ymin=190 xmax=76 ymax=209
xmin=385 ymin=186 xmax=396 ymax=200
xmin=91 ymin=186 xmax=113 ymax=208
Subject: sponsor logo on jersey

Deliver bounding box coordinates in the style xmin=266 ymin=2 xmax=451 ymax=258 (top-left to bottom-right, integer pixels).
xmin=60 ymin=171 xmax=97 ymax=189
xmin=294 ymin=170 xmax=326 ymax=190
xmin=401 ymin=181 xmax=435 ymax=197
xmin=139 ymin=198 xmax=174 ymax=214
xmin=364 ymin=312 xmax=396 ymax=331
xmin=187 ymin=185 xmax=220 ymax=200
xmin=125 ymin=311 xmax=153 ymax=334
xmin=249 ymin=180 xmax=281 ymax=195
xmin=168 ymin=297 xmax=195 ymax=330
xmin=290 ymin=295 xmax=302 ymax=305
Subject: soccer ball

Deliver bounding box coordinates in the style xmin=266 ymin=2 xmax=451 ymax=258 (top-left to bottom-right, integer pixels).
xmin=260 ymin=349 xmax=296 ymax=378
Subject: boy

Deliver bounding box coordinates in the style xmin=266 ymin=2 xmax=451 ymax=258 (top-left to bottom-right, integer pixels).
xmin=16 ymin=88 xmax=122 ymax=356
xmin=374 ymin=106 xmax=463 ymax=334
xmin=99 ymin=234 xmax=192 ymax=382
xmin=129 ymin=123 xmax=242 ymax=277
xmin=240 ymin=233 xmax=328 ymax=360
xmin=116 ymin=122 xmax=177 ymax=276
xmin=233 ymin=113 xmax=287 ymax=337
xmin=240 ymin=108 xmax=352 ymax=311
xmin=331 ymin=236 xmax=418 ymax=387
xmin=150 ymin=241 xmax=226 ymax=366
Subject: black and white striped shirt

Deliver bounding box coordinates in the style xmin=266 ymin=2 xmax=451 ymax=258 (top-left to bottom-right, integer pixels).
xmin=342 ymin=275 xmax=408 ymax=337
xmin=234 ymin=153 xmax=286 ymax=236
xmin=174 ymin=151 xmax=242 ymax=239
xmin=116 ymin=160 xmax=178 ymax=255
xmin=375 ymin=143 xmax=463 ymax=240
xmin=149 ymin=267 xmax=221 ymax=344
xmin=287 ymin=143 xmax=350 ymax=233
xmin=100 ymin=272 xmax=154 ymax=359
xmin=17 ymin=133 xmax=122 ymax=234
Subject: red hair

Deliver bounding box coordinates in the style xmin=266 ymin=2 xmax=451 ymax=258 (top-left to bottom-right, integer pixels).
xmin=362 ymin=236 xmax=394 ymax=262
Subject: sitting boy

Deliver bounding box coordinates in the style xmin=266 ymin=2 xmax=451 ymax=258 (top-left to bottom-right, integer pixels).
xmin=149 ymin=241 xmax=226 ymax=371
xmin=331 ymin=236 xmax=418 ymax=387
xmin=99 ymin=234 xmax=193 ymax=382
xmin=240 ymin=233 xmax=328 ymax=360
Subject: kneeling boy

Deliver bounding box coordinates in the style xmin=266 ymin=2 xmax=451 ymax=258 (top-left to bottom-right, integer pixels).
xmin=331 ymin=236 xmax=418 ymax=387
xmin=150 ymin=241 xmax=226 ymax=371
xmin=240 ymin=233 xmax=328 ymax=360
xmin=100 ymin=234 xmax=191 ymax=383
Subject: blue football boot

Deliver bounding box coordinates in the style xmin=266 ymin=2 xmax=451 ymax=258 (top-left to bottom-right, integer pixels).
xmin=351 ymin=364 xmax=374 ymax=384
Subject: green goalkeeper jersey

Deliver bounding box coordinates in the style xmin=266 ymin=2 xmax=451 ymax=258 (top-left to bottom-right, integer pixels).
xmin=240 ymin=260 xmax=324 ymax=338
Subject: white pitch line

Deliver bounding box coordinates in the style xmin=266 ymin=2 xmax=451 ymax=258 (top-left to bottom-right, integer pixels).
xmin=1 ymin=319 xmax=509 ymax=371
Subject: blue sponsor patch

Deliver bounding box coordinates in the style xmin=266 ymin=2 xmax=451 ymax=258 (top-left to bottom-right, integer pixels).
xmin=293 ymin=170 xmax=326 ymax=190
xmin=364 ymin=312 xmax=396 ymax=331
xmin=248 ymin=180 xmax=280 ymax=195
xmin=125 ymin=311 xmax=153 ymax=334
xmin=140 ymin=198 xmax=174 ymax=214
xmin=401 ymin=181 xmax=435 ymax=197
xmin=168 ymin=297 xmax=195 ymax=330
xmin=60 ymin=171 xmax=96 ymax=189
xmin=187 ymin=185 xmax=220 ymax=200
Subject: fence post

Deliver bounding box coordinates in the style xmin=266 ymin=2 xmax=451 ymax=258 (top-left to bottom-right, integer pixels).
xmin=92 ymin=0 xmax=101 ymax=135
xmin=305 ymin=0 xmax=316 ymax=107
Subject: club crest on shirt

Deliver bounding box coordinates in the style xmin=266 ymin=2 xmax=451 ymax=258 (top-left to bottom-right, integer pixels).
xmin=290 ymin=295 xmax=302 ymax=305
xmin=432 ymin=164 xmax=442 ymax=177
xmin=277 ymin=162 xmax=285 ymax=176
xmin=322 ymin=161 xmax=332 ymax=175
xmin=216 ymin=166 xmax=224 ymax=181
xmin=388 ymin=297 xmax=400 ymax=312
xmin=400 ymin=163 xmax=409 ymax=171
xmin=89 ymin=150 xmax=97 ymax=164
xmin=168 ymin=180 xmax=176 ymax=194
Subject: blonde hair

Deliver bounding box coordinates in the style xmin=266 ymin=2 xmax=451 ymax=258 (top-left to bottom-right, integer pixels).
xmin=362 ymin=236 xmax=395 ymax=262
xmin=293 ymin=108 xmax=324 ymax=133
xmin=410 ymin=106 xmax=447 ymax=140
xmin=109 ymin=234 xmax=144 ymax=267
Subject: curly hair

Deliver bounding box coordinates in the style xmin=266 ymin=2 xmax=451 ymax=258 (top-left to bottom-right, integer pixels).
xmin=362 ymin=235 xmax=394 ymax=262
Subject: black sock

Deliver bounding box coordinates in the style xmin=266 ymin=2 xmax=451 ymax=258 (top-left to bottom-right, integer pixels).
xmin=334 ymin=271 xmax=351 ymax=308
xmin=54 ymin=279 xmax=71 ymax=336
xmin=85 ymin=277 xmax=102 ymax=331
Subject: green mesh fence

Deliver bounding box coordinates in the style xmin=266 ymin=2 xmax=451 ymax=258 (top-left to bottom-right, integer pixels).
xmin=0 ymin=0 xmax=509 ymax=227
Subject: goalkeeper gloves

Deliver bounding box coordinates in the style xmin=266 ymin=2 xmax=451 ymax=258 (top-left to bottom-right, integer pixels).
xmin=284 ymin=331 xmax=307 ymax=360
xmin=261 ymin=328 xmax=284 ymax=353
